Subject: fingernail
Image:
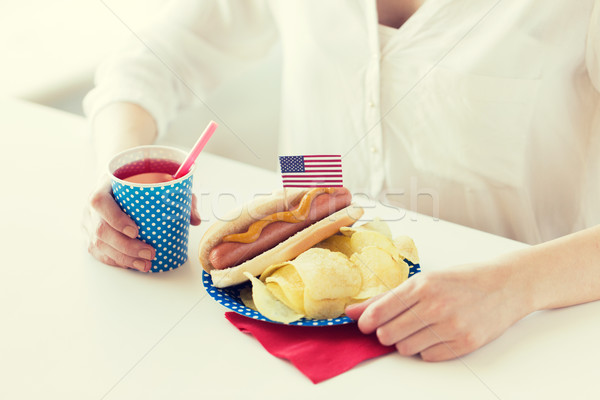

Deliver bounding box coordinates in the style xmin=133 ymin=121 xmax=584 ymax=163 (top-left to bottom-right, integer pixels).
xmin=138 ymin=249 xmax=153 ymax=260
xmin=133 ymin=259 xmax=146 ymax=271
xmin=123 ymin=226 xmax=137 ymax=238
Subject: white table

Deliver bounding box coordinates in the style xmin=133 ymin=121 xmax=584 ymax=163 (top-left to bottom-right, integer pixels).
xmin=2 ymin=98 xmax=599 ymax=399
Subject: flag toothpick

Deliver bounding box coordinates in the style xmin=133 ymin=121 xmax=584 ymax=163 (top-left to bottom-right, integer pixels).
xmin=278 ymin=155 xmax=343 ymax=188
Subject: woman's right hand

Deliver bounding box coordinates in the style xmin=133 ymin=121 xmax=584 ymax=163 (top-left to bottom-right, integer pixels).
xmin=82 ymin=176 xmax=155 ymax=272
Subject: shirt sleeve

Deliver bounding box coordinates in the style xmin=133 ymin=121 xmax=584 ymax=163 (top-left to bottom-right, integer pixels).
xmin=83 ymin=0 xmax=277 ymax=137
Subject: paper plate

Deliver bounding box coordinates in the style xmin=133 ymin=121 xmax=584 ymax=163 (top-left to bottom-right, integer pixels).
xmin=203 ymin=261 xmax=421 ymax=326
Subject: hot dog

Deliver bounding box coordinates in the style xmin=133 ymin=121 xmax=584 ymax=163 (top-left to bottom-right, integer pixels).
xmin=198 ymin=187 xmax=363 ymax=288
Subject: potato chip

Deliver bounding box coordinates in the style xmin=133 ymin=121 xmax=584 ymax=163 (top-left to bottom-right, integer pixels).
xmin=261 ymin=262 xmax=289 ymax=279
xmin=264 ymin=281 xmax=292 ymax=311
xmin=239 ymin=287 xmax=256 ymax=311
xmin=243 ymin=272 xmax=304 ymax=323
xmin=393 ymin=235 xmax=420 ymax=264
xmin=303 ymin=294 xmax=349 ymax=320
xmin=264 ymin=263 xmax=305 ymax=314
xmin=350 ymin=246 xmax=409 ymax=300
xmin=292 ymin=248 xmax=361 ymax=301
xmin=314 ymin=234 xmax=354 ymax=258
xmin=340 ymin=217 xmax=393 ymax=239
xmin=349 ymin=229 xmax=400 ymax=259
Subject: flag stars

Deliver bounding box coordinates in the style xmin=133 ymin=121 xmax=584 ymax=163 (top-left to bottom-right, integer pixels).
xmin=280 ymin=156 xmax=305 ymax=173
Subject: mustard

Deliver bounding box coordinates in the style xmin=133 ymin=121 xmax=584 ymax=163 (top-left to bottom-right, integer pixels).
xmin=222 ymin=188 xmax=334 ymax=244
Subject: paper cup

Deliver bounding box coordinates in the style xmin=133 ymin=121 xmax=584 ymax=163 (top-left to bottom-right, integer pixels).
xmin=108 ymin=145 xmax=194 ymax=272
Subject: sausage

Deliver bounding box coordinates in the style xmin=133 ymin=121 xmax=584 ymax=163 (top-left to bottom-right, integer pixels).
xmin=208 ymin=188 xmax=351 ymax=270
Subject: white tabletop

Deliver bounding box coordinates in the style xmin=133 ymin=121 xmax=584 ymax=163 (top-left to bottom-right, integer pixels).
xmin=1 ymin=98 xmax=599 ymax=399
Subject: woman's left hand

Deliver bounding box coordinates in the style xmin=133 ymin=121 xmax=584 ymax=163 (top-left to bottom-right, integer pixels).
xmin=345 ymin=262 xmax=532 ymax=361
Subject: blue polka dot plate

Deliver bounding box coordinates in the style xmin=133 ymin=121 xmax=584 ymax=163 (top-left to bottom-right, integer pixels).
xmin=202 ymin=260 xmax=420 ymax=326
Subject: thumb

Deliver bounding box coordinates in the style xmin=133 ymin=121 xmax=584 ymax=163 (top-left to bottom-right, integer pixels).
xmin=190 ymin=193 xmax=201 ymax=226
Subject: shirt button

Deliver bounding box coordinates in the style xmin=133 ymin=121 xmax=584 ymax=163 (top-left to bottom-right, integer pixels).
xmin=370 ymin=146 xmax=378 ymax=154
xmin=368 ymin=101 xmax=376 ymax=108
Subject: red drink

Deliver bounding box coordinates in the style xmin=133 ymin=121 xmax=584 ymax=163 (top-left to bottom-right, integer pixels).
xmin=123 ymin=172 xmax=174 ymax=184
xmin=113 ymin=158 xmax=181 ymax=184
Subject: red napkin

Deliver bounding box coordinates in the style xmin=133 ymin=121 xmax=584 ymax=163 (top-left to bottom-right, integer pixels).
xmin=225 ymin=312 xmax=395 ymax=383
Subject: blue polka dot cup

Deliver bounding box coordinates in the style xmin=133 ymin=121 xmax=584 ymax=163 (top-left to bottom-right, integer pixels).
xmin=108 ymin=145 xmax=194 ymax=273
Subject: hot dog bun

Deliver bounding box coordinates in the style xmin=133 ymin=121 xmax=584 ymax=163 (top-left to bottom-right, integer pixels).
xmin=199 ymin=188 xmax=364 ymax=288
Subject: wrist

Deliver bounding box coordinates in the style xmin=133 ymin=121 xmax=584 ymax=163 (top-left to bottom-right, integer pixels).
xmin=91 ymin=102 xmax=158 ymax=170
xmin=491 ymin=251 xmax=540 ymax=317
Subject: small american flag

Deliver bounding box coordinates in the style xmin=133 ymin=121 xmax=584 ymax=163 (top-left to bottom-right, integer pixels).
xmin=279 ymin=155 xmax=343 ymax=188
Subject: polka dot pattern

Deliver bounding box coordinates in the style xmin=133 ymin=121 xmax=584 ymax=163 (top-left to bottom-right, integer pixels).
xmin=112 ymin=173 xmax=193 ymax=273
xmin=203 ymin=260 xmax=421 ymax=326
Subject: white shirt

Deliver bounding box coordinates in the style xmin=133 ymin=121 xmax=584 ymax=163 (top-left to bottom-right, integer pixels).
xmin=84 ymin=0 xmax=600 ymax=244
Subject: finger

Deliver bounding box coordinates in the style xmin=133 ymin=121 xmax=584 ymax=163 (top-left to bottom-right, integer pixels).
xmin=374 ymin=301 xmax=436 ymax=346
xmin=90 ymin=180 xmax=139 ymax=239
xmin=94 ymin=238 xmax=151 ymax=272
xmin=94 ymin=219 xmax=155 ymax=260
xmin=357 ymin=281 xmax=419 ymax=334
xmin=87 ymin=243 xmax=121 ymax=268
xmin=345 ymin=293 xmax=386 ymax=320
xmin=419 ymin=341 xmax=468 ymax=362
xmin=391 ymin=325 xmax=448 ymax=357
xmin=190 ymin=193 xmax=201 ymax=226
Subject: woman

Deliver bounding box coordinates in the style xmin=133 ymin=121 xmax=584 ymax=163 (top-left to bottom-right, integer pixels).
xmin=83 ymin=0 xmax=600 ymax=360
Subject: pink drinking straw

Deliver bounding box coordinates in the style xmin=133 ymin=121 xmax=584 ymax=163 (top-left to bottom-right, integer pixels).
xmin=173 ymin=120 xmax=218 ymax=179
